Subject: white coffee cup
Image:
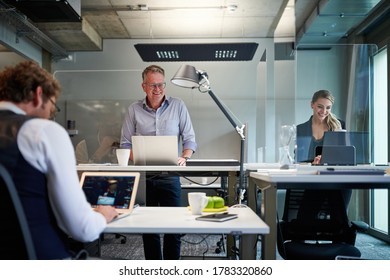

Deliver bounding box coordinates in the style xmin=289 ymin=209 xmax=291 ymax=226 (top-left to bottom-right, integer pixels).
xmin=188 ymin=192 xmax=209 ymax=215
xmin=116 ymin=148 xmax=130 ymax=166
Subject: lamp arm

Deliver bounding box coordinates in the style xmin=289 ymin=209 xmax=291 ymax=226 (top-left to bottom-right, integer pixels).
xmin=207 ymin=89 xmax=245 ymax=140
xmin=236 ymin=124 xmax=246 ymax=140
xmin=198 ymin=72 xmax=246 ymax=194
xmin=207 ymin=89 xmax=246 ymax=193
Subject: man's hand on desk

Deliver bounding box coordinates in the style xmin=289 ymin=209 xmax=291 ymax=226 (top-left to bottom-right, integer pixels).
xmin=178 ymin=156 xmax=188 ymax=166
xmin=179 ymin=149 xmax=193 ymax=166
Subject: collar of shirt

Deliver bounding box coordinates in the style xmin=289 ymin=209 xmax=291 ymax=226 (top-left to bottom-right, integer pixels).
xmin=142 ymin=96 xmax=171 ymax=112
xmin=0 ymin=101 xmax=27 ymax=115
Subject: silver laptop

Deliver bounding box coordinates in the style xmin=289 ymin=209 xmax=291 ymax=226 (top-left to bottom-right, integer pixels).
xmin=80 ymin=172 xmax=140 ymax=219
xmin=131 ymin=135 xmax=178 ymax=165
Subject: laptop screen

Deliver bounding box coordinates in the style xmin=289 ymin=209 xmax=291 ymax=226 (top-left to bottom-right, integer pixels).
xmin=318 ymin=145 xmax=356 ymax=166
xmin=323 ymin=130 xmax=348 ymax=146
xmin=323 ymin=131 xmax=370 ymax=164
xmin=80 ymin=172 xmax=140 ymax=210
xmin=131 ymin=135 xmax=178 ymax=165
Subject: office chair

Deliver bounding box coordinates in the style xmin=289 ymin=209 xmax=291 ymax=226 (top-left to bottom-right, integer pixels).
xmin=75 ymin=139 xmax=89 ymax=164
xmin=277 ymin=189 xmax=367 ymax=260
xmin=0 ymin=163 xmax=37 ymax=259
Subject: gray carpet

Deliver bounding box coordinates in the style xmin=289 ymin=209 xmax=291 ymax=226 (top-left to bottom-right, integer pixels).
xmin=356 ymin=233 xmax=390 ymax=260
xmin=97 ymin=232 xmax=390 ymax=260
xmin=99 ymin=234 xmax=229 ymax=260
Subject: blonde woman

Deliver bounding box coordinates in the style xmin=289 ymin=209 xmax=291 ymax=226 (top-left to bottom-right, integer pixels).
xmin=296 ymin=89 xmax=345 ymax=164
xmin=295 ymin=89 xmax=351 ymax=209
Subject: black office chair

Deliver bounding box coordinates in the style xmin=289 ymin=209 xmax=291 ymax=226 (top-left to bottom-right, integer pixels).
xmin=0 ymin=163 xmax=37 ymax=259
xmin=277 ymin=189 xmax=367 ymax=260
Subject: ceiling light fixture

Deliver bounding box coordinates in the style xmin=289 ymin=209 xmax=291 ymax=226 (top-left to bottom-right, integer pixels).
xmin=135 ymin=43 xmax=258 ymax=62
xmin=82 ymin=4 xmax=238 ymax=12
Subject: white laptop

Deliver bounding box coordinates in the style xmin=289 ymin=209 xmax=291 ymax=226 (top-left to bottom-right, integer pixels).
xmin=80 ymin=172 xmax=140 ymax=219
xmin=131 ymin=135 xmax=178 ymax=165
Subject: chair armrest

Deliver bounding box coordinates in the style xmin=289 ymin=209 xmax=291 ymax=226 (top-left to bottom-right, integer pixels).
xmin=351 ymin=220 xmax=369 ymax=232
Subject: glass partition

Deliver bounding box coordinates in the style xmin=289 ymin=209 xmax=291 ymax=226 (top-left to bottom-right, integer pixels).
xmin=295 ymin=44 xmax=378 ymax=164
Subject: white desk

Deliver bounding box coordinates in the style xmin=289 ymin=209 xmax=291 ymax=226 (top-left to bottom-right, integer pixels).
xmin=247 ymin=166 xmax=390 ymax=260
xmin=77 ymin=164 xmax=240 ymax=205
xmin=104 ymin=206 xmax=269 ymax=260
xmin=77 ymin=164 xmax=239 ymax=173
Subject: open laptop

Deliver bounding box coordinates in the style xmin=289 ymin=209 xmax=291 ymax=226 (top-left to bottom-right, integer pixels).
xmin=315 ymin=145 xmax=356 ymax=166
xmin=80 ymin=172 xmax=140 ymax=219
xmin=323 ymin=130 xmax=370 ymax=164
xmin=323 ymin=130 xmax=349 ymax=146
xmin=131 ymin=135 xmax=178 ymax=165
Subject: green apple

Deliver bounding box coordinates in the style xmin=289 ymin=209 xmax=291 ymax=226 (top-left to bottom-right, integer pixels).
xmin=205 ymin=196 xmax=214 ymax=208
xmin=204 ymin=196 xmax=225 ymax=209
xmin=212 ymin=196 xmax=225 ymax=208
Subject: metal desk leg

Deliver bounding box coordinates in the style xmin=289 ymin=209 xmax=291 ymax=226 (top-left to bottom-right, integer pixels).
xmin=226 ymin=171 xmax=237 ymax=258
xmin=227 ymin=171 xmax=236 ymax=206
xmin=248 ymin=177 xmax=277 ymax=260
xmin=261 ymin=184 xmax=277 ymax=259
xmin=239 ymin=234 xmax=258 ymax=259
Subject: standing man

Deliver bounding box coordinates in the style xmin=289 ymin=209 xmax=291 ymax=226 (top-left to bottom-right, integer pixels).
xmin=0 ymin=61 xmax=118 ymax=259
xmin=120 ymin=65 xmax=197 ymax=259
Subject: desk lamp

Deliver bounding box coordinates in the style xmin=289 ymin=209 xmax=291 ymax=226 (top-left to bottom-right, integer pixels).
xmin=171 ymin=64 xmax=246 ymax=202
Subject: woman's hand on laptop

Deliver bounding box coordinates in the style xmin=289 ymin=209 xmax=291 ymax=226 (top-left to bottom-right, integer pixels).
xmin=313 ymin=155 xmax=322 ymax=165
xmin=95 ymin=205 xmax=119 ymax=223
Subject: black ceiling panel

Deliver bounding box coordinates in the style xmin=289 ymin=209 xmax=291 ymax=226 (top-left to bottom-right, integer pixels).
xmin=4 ymin=0 xmax=81 ymax=22
xmin=134 ymin=43 xmax=259 ymax=62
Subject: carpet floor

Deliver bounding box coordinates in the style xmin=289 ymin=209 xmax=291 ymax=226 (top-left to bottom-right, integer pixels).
xmin=96 ymin=232 xmax=390 ymax=260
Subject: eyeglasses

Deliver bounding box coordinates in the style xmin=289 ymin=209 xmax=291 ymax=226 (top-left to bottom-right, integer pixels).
xmin=49 ymin=97 xmax=61 ymax=113
xmin=143 ymin=82 xmax=166 ymax=90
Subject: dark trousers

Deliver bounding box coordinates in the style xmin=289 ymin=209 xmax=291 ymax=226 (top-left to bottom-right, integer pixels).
xmin=142 ymin=175 xmax=181 ymax=260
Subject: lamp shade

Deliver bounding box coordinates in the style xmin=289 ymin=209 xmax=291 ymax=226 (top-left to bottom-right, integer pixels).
xmin=171 ymin=65 xmax=200 ymax=88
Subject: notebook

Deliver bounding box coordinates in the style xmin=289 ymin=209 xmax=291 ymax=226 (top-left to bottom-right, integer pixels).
xmin=79 ymin=172 xmax=140 ymax=218
xmin=316 ymin=145 xmax=356 ymax=166
xmin=131 ymin=135 xmax=178 ymax=165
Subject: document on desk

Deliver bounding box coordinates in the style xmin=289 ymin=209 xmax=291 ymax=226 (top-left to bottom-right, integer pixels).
xmin=78 ymin=163 xmax=113 ymax=166
xmin=186 ymin=159 xmax=239 ymax=166
xmin=318 ymin=168 xmax=385 ymax=175
xmin=257 ymin=169 xmax=297 ymax=174
xmin=256 ymin=168 xmax=319 ymax=175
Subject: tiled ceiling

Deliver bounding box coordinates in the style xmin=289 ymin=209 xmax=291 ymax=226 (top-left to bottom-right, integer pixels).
xmin=73 ymin=0 xmax=285 ymax=38
xmin=0 ymin=0 xmax=388 ymax=56
xmin=296 ymin=0 xmax=383 ymax=46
